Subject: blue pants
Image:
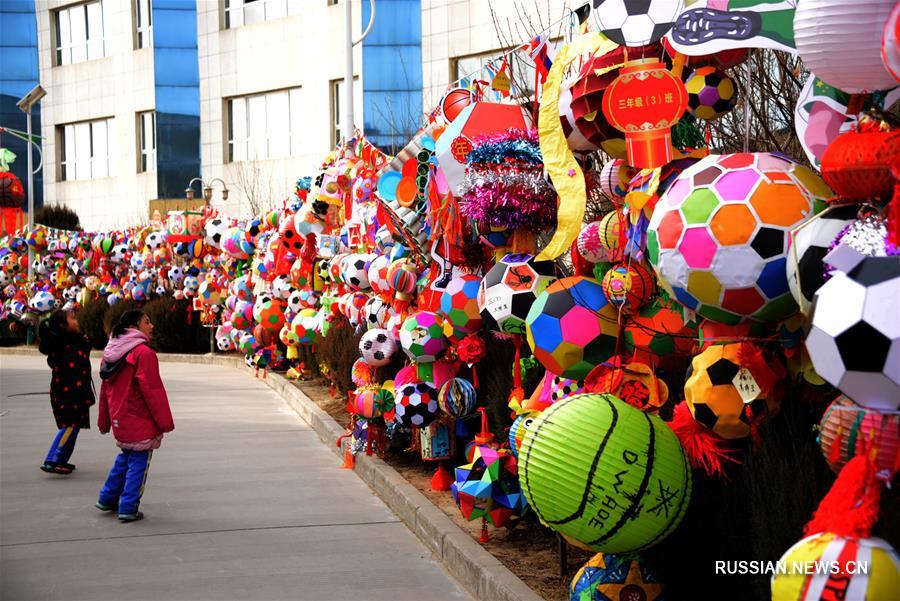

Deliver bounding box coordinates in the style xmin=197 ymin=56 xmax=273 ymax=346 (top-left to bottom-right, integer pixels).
xmin=45 ymin=427 xmax=79 ymax=465
xmin=98 ymin=449 xmax=153 ymax=515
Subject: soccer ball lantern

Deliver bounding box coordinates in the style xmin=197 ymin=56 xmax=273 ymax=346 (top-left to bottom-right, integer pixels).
xmin=685 ymin=66 xmax=737 ymax=121
xmin=394 ymin=379 xmax=439 ymax=428
xmin=29 ymin=291 xmax=57 ymax=313
xmin=806 ymin=256 xmax=900 ymax=410
xmin=204 ymin=218 xmax=228 ymax=249
xmin=359 ymin=328 xmax=397 ymax=367
xmin=343 ymin=253 xmax=373 ymax=291
xmin=684 ymin=343 xmax=783 ymax=439
xmin=399 ymin=311 xmax=448 ymax=363
xmin=647 ymin=153 xmax=831 ymax=324
xmin=439 ymin=274 xmax=483 ymax=339
xmin=592 ymin=0 xmax=683 ymax=47
xmin=479 ymin=254 xmax=557 ymax=335
xmin=526 ymin=277 xmax=619 ymax=380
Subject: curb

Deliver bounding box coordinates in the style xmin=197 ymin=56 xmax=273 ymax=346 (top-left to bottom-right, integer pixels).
xmin=1 ymin=347 xmax=544 ymax=601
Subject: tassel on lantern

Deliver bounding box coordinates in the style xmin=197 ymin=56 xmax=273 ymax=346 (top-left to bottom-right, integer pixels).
xmin=431 ymin=463 xmax=453 ymax=491
xmin=804 ymin=453 xmax=882 ymax=539
xmin=669 ymin=402 xmax=741 ymax=479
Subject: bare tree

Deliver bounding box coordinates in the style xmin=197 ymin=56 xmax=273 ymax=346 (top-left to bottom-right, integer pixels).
xmin=231 ymin=159 xmax=276 ymax=217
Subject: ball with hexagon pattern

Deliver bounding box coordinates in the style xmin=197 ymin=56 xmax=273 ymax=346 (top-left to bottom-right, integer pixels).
xmin=806 ymin=256 xmax=900 ymax=410
xmin=685 ymin=66 xmax=737 ymax=121
xmin=399 ymin=311 xmax=448 ymax=363
xmin=478 ymin=253 xmax=557 ymax=335
xmin=439 ymin=274 xmax=484 ymax=338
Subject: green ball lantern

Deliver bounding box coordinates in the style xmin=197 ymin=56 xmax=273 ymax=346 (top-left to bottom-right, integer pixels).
xmin=519 ymin=393 xmax=691 ymax=554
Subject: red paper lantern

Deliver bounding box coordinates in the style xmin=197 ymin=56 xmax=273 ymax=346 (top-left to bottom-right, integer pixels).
xmin=820 ymin=128 xmax=900 ymax=201
xmin=601 ymin=59 xmax=688 ymax=169
xmin=0 ymin=171 xmax=25 ymax=208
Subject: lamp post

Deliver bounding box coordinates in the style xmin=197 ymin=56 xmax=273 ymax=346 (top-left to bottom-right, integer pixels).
xmin=16 ymin=84 xmax=46 ymax=281
xmin=343 ymin=0 xmax=376 ymax=141
xmin=185 ymin=177 xmax=229 ymax=208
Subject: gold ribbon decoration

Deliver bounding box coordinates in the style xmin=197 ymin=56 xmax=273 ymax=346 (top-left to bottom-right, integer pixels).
xmin=537 ymin=33 xmax=618 ymax=261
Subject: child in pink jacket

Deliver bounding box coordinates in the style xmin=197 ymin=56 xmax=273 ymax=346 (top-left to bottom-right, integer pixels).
xmin=96 ymin=310 xmax=174 ymax=522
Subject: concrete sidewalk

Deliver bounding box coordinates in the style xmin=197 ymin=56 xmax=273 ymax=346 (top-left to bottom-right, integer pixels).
xmin=0 ymin=354 xmax=470 ymax=601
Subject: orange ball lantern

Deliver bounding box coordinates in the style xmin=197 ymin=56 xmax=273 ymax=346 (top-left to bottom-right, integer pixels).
xmin=601 ymin=59 xmax=688 ymax=169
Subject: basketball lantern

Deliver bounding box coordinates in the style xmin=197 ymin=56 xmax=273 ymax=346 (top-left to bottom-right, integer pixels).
xmin=519 ymin=393 xmax=691 ymax=554
xmin=818 ymin=395 xmax=899 ymax=479
xmin=806 ymin=256 xmax=900 ymax=410
xmin=394 ymin=379 xmax=440 ymax=428
xmin=647 ymin=153 xmax=831 ymax=324
xmin=771 ymin=533 xmax=900 ymax=601
xmin=525 ymin=277 xmax=619 ymax=380
xmin=601 ymin=262 xmax=655 ymax=313
xmin=359 ymin=328 xmax=397 ymax=367
xmin=684 ymin=343 xmax=784 ymax=440
xmin=439 ymin=274 xmax=483 ymax=339
xmin=685 ymin=66 xmax=737 ymax=121
xmin=399 ymin=311 xmax=448 ymax=363
xmin=478 ymin=253 xmax=557 ymax=335
xmin=570 ymin=553 xmax=665 ymax=601
xmin=601 ymin=60 xmax=688 ymax=168
xmin=440 ymin=87 xmax=475 ymax=123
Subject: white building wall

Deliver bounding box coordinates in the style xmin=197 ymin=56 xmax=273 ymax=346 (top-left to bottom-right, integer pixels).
xmin=421 ymin=0 xmax=573 ymax=112
xmin=36 ymin=0 xmax=157 ymax=230
xmin=198 ymin=0 xmax=363 ymax=218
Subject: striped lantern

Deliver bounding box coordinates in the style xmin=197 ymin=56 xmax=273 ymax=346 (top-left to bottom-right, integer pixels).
xmin=601 ymin=262 xmax=656 ymax=313
xmin=771 ymin=533 xmax=900 ymax=601
xmin=818 ymin=395 xmax=900 ymax=479
xmin=355 ymin=387 xmax=394 ymax=419
xmin=387 ymin=258 xmax=419 ymax=301
xmin=519 ymin=393 xmax=691 ymax=554
xmin=508 ymin=414 xmax=537 ymax=459
xmin=437 ymin=377 xmax=478 ymax=418
xmin=598 ymin=211 xmax=623 ymax=258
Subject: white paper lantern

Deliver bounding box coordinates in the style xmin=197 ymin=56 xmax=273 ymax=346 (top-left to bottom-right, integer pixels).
xmin=794 ymin=0 xmax=898 ymax=93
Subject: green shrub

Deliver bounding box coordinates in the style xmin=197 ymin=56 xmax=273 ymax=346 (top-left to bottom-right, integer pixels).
xmin=316 ymin=314 xmax=361 ymax=396
xmin=103 ymin=299 xmax=139 ymax=341
xmin=142 ymin=297 xmax=208 ymax=353
xmin=77 ymin=297 xmax=110 ymax=349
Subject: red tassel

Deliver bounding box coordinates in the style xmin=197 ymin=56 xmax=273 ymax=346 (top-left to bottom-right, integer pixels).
xmin=471 ymin=365 xmax=479 ymax=390
xmin=479 ymin=517 xmax=490 ymax=543
xmin=828 ymin=427 xmax=845 ymax=466
xmin=431 ymin=463 xmax=453 ymax=491
xmin=340 ymin=445 xmax=356 ymax=469
xmin=668 ymin=403 xmax=741 ymax=479
xmin=804 ymin=454 xmax=882 ymax=539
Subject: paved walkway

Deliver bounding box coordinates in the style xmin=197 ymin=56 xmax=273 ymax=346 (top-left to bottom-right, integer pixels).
xmin=0 ymin=354 xmax=470 ymax=601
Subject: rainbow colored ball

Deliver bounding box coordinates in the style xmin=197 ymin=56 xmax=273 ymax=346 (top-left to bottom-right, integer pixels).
xmin=290 ymin=308 xmax=321 ymax=345
xmin=399 ymin=311 xmax=448 ymax=363
xmin=439 ymin=274 xmax=483 ymax=338
xmin=526 ymin=277 xmax=619 ymax=380
xmin=685 ymin=66 xmax=737 ymax=121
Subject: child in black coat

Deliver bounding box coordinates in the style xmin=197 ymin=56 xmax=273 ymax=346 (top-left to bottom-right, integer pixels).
xmin=38 ymin=309 xmax=95 ymax=475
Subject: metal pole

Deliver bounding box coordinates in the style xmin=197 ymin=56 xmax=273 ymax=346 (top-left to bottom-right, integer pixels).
xmin=26 ymin=109 xmax=34 ymax=281
xmin=343 ymin=0 xmax=354 ymax=142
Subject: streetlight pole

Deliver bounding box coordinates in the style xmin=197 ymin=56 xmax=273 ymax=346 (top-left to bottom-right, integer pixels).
xmin=16 ymin=85 xmax=46 ymax=281
xmin=343 ymin=0 xmax=376 ymax=142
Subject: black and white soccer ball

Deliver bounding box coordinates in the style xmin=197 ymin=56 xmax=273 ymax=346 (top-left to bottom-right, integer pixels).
xmin=168 ymin=266 xmax=184 ymax=285
xmin=145 ymin=231 xmax=166 ymax=251
xmin=32 ymin=258 xmax=46 ymax=275
xmin=204 ymin=218 xmax=229 ymax=249
xmin=394 ymin=381 xmax=439 ymax=428
xmin=286 ymin=289 xmax=304 ymax=314
xmin=359 ymin=328 xmax=397 ymax=367
xmin=592 ymin=0 xmax=683 ymax=47
xmin=0 ymin=272 xmax=10 ymax=287
xmin=344 ymin=253 xmax=373 ymax=291
xmin=108 ymin=244 xmax=129 ymax=265
xmin=363 ymin=296 xmax=389 ymax=329
xmin=786 ymin=206 xmax=858 ymax=311
xmin=806 ymin=256 xmax=900 ymax=410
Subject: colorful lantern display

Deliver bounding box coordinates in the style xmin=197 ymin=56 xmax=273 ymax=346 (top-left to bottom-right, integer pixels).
xmin=519 ymin=393 xmax=691 ymax=553
xmin=478 ymin=253 xmax=557 ymax=335
xmin=601 ymin=60 xmax=688 ymax=168
xmin=569 ymin=553 xmax=665 ymax=601
xmin=771 ymin=533 xmax=900 ymax=601
xmin=399 ymin=311 xmax=448 ymax=363
xmin=818 ymin=395 xmax=900 ymax=479
xmin=806 ymin=256 xmax=900 ymax=411
xmin=647 ymin=152 xmax=831 ymax=324
xmin=525 ymin=276 xmax=619 ymax=380
xmin=684 ymin=343 xmax=783 ymax=440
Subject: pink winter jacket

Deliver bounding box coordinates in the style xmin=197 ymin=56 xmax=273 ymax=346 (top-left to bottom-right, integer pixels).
xmin=98 ymin=343 xmax=174 ymax=443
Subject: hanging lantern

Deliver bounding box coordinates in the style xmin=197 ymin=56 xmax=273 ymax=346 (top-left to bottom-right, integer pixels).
xmin=820 ymin=122 xmax=900 ymax=201
xmin=601 ymin=59 xmax=688 ymax=169
xmin=818 ymin=395 xmax=900 ymax=479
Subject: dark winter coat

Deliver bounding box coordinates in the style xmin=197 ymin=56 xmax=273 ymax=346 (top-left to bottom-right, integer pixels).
xmin=42 ymin=333 xmax=95 ymax=429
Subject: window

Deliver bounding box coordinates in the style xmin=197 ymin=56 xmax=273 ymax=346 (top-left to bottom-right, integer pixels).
xmin=55 ymin=1 xmax=105 ymax=66
xmin=135 ymin=0 xmax=152 ymax=49
xmin=138 ymin=111 xmax=156 ymax=172
xmin=330 ymin=78 xmax=359 ymax=147
xmin=59 ymin=118 xmax=114 ymax=181
xmin=227 ymin=88 xmax=302 ymax=161
xmin=224 ymin=0 xmax=301 ymax=29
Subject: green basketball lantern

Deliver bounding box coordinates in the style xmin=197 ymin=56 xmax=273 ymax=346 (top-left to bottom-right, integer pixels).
xmin=519 ymin=393 xmax=691 ymax=554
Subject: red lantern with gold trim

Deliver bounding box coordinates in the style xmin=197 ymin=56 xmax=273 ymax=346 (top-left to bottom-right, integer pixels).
xmin=601 ymin=59 xmax=688 ymax=169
